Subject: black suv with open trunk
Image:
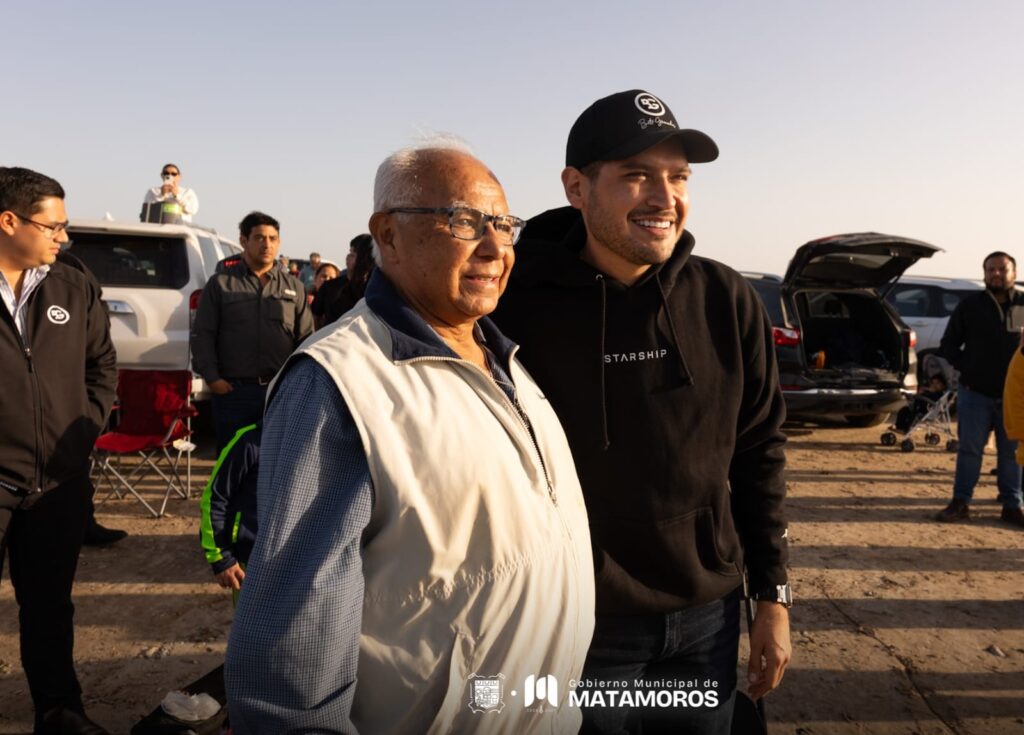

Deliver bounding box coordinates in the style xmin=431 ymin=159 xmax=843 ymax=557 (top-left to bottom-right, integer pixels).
xmin=745 ymin=232 xmax=941 ymax=426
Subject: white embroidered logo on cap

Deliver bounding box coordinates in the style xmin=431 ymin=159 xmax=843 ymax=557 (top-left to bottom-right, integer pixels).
xmin=47 ymin=305 xmax=70 ymax=325
xmin=634 ymin=93 xmax=667 ymax=117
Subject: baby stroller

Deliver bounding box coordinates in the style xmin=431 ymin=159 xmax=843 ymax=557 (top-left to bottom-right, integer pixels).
xmin=880 ymin=373 xmax=958 ymax=452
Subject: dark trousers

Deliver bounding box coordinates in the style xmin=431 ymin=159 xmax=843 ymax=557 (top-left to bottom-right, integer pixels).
xmin=212 ymin=383 xmax=267 ymax=454
xmin=580 ymin=588 xmax=740 ymax=735
xmin=0 ymin=475 xmax=92 ymax=722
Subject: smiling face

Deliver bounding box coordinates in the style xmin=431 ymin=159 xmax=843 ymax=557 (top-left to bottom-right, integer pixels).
xmin=370 ymin=150 xmax=514 ymax=331
xmin=563 ymin=138 xmax=690 ymax=284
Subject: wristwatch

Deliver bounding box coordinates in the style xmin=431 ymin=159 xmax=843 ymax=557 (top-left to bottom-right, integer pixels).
xmin=751 ymin=583 xmax=793 ymax=607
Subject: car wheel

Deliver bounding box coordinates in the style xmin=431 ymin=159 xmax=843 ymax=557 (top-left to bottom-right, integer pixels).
xmin=846 ymin=413 xmax=889 ymax=428
xmin=900 ymin=438 xmax=915 ymax=452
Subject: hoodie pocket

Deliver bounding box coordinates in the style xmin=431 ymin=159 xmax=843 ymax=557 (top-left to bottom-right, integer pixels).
xmin=661 ymin=506 xmax=741 ymax=577
xmin=591 ymin=505 xmax=741 ymax=608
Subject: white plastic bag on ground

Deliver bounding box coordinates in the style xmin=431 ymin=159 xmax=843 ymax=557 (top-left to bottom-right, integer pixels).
xmin=159 ymin=690 xmax=221 ymax=722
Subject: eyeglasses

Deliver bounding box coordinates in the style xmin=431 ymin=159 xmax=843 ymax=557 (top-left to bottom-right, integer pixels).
xmin=162 ymin=170 xmax=180 ymax=177
xmin=12 ymin=213 xmax=69 ymax=240
xmin=385 ymin=206 xmax=525 ymax=246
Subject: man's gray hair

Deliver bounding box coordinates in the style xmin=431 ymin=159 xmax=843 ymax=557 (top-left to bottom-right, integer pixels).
xmin=371 ymin=134 xmax=474 ymax=264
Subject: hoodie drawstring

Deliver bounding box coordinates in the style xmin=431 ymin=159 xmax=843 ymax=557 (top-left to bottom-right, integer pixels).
xmin=656 ymin=271 xmax=694 ymax=387
xmin=597 ymin=274 xmax=611 ymax=451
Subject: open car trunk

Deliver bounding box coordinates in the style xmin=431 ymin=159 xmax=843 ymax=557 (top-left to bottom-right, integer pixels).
xmin=792 ymin=289 xmax=905 ymax=387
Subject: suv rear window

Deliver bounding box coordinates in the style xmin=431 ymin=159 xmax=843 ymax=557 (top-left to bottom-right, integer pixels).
xmin=888 ymin=286 xmax=932 ymax=317
xmin=67 ymin=232 xmax=189 ymax=289
xmin=746 ymin=278 xmax=785 ymax=325
xmin=887 ymin=285 xmax=979 ymax=318
xmin=943 ymin=289 xmax=977 ymax=316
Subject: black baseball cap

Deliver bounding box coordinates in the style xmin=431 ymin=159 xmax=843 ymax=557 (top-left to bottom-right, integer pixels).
xmin=565 ymin=90 xmax=719 ymax=169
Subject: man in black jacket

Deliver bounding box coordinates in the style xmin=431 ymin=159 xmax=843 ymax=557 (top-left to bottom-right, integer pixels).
xmin=493 ymin=90 xmax=791 ymax=734
xmin=0 ymin=167 xmax=117 ymax=734
xmin=936 ymin=251 xmax=1024 ymax=526
xmin=191 ymin=212 xmax=313 ymax=452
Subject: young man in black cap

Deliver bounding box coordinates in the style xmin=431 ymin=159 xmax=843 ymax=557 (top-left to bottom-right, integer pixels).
xmin=493 ymin=90 xmax=791 ymax=733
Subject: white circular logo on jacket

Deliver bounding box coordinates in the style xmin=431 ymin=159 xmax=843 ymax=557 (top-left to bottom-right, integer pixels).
xmin=635 ymin=93 xmax=667 ymax=117
xmin=47 ymin=306 xmax=70 ymax=325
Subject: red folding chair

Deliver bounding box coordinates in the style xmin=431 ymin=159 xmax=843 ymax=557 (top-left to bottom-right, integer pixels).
xmin=93 ymin=369 xmax=198 ymax=517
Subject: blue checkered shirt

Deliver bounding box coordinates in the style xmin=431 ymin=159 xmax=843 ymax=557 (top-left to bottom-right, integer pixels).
xmin=225 ymin=357 xmax=373 ymax=734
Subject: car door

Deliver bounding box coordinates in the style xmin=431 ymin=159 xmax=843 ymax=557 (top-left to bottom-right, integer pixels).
xmin=887 ymin=284 xmax=939 ymax=351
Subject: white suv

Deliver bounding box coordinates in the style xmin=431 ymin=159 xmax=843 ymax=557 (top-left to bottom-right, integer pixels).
xmin=884 ymin=276 xmax=983 ymax=354
xmin=66 ymin=219 xmax=241 ymax=398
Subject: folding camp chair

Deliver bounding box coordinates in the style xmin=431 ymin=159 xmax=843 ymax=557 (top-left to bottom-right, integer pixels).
xmin=93 ymin=369 xmax=198 ymax=517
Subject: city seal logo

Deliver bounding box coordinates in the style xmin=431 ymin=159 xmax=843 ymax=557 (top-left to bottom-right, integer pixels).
xmin=47 ymin=305 xmax=70 ymax=325
xmin=467 ymin=672 xmax=506 ymax=714
xmin=634 ymin=92 xmax=667 ymax=117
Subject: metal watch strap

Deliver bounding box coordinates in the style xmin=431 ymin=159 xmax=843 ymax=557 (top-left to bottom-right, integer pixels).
xmin=752 ymin=583 xmax=793 ymax=607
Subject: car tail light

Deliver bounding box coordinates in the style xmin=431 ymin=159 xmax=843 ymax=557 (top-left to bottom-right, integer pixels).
xmin=772 ymin=326 xmax=801 ymax=347
xmin=189 ymin=289 xmax=202 ymax=321
xmin=908 ymin=330 xmax=917 ymax=348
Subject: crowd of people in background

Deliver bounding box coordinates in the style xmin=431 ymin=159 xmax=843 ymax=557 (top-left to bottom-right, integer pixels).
xmin=4 ymin=85 xmax=1023 ymax=735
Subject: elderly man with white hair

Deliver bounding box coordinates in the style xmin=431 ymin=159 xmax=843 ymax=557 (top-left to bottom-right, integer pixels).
xmin=224 ymin=142 xmax=595 ymax=734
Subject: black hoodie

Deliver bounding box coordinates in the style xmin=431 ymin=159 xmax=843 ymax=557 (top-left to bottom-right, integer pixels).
xmin=939 ymin=288 xmax=1024 ymax=398
xmin=492 ymin=207 xmax=788 ymax=614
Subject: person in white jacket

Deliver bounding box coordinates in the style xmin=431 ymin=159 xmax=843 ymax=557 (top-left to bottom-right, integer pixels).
xmin=142 ymin=163 xmax=198 ymax=222
xmin=225 ymin=141 xmax=596 ymax=735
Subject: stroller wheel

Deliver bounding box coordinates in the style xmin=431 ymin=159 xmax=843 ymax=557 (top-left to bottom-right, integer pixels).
xmin=925 ymin=433 xmax=941 ymax=446
xmin=881 ymin=432 xmax=897 ymax=446
xmin=900 ymin=439 xmax=915 ymax=452
xmin=946 ymin=439 xmax=959 ymax=452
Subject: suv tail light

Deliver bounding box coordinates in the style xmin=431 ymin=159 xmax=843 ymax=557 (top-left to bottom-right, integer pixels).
xmin=908 ymin=330 xmax=917 ymax=348
xmin=772 ymin=326 xmax=801 ymax=347
xmin=189 ymin=289 xmax=202 ymax=321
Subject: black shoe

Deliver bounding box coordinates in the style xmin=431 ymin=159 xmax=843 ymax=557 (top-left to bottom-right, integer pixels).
xmin=37 ymin=706 xmax=110 ymax=735
xmin=936 ymin=498 xmax=970 ymax=522
xmin=1000 ymin=506 xmax=1024 ymax=528
xmin=82 ymin=522 xmax=127 ymax=546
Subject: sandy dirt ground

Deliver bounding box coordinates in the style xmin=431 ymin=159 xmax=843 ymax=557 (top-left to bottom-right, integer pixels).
xmin=1 ymin=419 xmax=1022 ymax=734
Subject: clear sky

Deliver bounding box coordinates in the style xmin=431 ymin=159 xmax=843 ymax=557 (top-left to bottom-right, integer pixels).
xmin=4 ymin=0 xmax=1021 ymax=279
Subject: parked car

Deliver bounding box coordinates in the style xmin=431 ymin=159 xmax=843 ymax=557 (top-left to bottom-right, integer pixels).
xmin=883 ymin=276 xmax=984 ymax=377
xmin=65 ymin=219 xmax=241 ymax=398
xmin=745 ymin=232 xmax=941 ymax=426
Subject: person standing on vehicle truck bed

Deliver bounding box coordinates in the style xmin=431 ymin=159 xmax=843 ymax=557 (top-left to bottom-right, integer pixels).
xmin=191 ymin=211 xmax=313 ymax=452
xmin=0 ymin=166 xmax=118 ymax=735
xmin=142 ymin=162 xmax=199 ymax=222
xmin=936 ymin=251 xmax=1024 ymax=528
